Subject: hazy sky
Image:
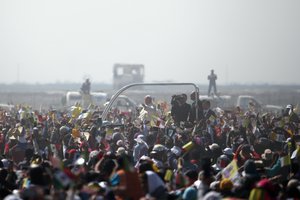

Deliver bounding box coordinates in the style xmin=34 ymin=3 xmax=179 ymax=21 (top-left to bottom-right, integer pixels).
xmin=1 ymin=0 xmax=300 ymax=85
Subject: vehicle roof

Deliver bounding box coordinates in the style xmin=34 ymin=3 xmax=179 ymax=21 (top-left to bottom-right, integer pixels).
xmin=200 ymin=95 xmax=232 ymax=100
xmin=237 ymin=95 xmax=255 ymax=98
xmin=66 ymin=91 xmax=107 ymax=96
xmin=0 ymin=104 xmax=15 ymax=111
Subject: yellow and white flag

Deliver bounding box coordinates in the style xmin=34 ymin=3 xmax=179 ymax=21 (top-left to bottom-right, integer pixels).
xmin=280 ymin=155 xmax=291 ymax=167
xmin=221 ymin=159 xmax=241 ymax=185
xmin=291 ymin=145 xmax=300 ymax=160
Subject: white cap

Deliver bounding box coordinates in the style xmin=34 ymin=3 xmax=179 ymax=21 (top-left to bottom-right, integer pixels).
xmin=223 ymin=148 xmax=234 ymax=156
xmin=1 ymin=159 xmax=9 ymax=169
xmin=134 ymin=135 xmax=145 ymax=143
xmin=286 ymin=104 xmax=293 ymax=109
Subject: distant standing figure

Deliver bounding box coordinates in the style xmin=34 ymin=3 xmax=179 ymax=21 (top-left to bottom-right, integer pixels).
xmin=188 ymin=91 xmax=203 ymax=124
xmin=80 ymin=78 xmax=92 ymax=108
xmin=208 ymin=69 xmax=217 ymax=96
xmin=81 ymin=79 xmax=91 ymax=95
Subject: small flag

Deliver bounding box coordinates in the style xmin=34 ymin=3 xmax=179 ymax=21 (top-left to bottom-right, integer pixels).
xmin=243 ymin=118 xmax=250 ymax=128
xmin=105 ymin=127 xmax=113 ymax=140
xmin=209 ymin=115 xmax=216 ymax=123
xmin=22 ymin=178 xmax=31 ymax=189
xmin=221 ymin=159 xmax=241 ymax=185
xmin=78 ymin=112 xmax=91 ymax=120
xmin=294 ymin=103 xmax=300 ymax=114
xmin=270 ymin=132 xmax=285 ymax=142
xmin=174 ymin=169 xmax=186 ymax=189
xmin=182 ymin=141 xmax=194 ymax=153
xmin=291 ymin=145 xmax=300 ymax=159
xmin=164 ymin=169 xmax=173 ymax=182
xmin=53 ymin=170 xmax=72 ymax=189
xmin=50 ymin=156 xmax=63 ymax=169
xmin=286 ymin=129 xmax=293 ymax=137
xmin=152 ymin=163 xmax=159 ymax=173
xmin=280 ymin=155 xmax=291 ymax=167
xmin=71 ymin=106 xmax=82 ymax=118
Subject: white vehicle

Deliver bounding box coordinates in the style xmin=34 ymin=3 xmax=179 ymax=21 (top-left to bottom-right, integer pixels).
xmin=199 ymin=94 xmax=232 ymax=109
xmin=236 ymin=95 xmax=283 ymax=114
xmin=0 ymin=103 xmax=15 ymax=111
xmin=104 ymin=94 xmax=138 ymax=116
xmin=200 ymin=94 xmax=283 ymax=114
xmin=65 ymin=91 xmax=108 ymax=108
xmin=236 ymin=95 xmax=262 ymax=111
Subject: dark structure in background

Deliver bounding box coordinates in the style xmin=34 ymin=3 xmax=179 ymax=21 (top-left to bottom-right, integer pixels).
xmin=113 ymin=64 xmax=144 ymax=90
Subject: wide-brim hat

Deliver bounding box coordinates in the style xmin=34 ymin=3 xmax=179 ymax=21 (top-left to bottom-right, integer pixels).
xmin=152 ymin=144 xmax=167 ymax=152
xmin=261 ymin=149 xmax=273 ymax=160
xmin=116 ymin=140 xmax=124 ymax=146
xmin=286 ymin=104 xmax=293 ymax=109
xmin=134 ymin=134 xmax=146 ymax=144
xmin=116 ymin=147 xmax=127 ymax=156
xmin=209 ymin=143 xmax=220 ymax=151
xmin=223 ymin=147 xmax=234 ymax=156
xmin=113 ymin=127 xmax=120 ymax=131
xmin=89 ymin=150 xmax=100 ymax=161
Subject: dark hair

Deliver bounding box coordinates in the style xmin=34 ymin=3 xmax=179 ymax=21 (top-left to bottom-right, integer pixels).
xmin=171 ymin=94 xmax=183 ymax=106
xmin=185 ymin=169 xmax=198 ymax=181
xmin=29 ymin=166 xmax=46 ymax=186
xmin=99 ymin=158 xmax=116 ymax=175
xmin=25 ymin=148 xmax=34 ymax=160
xmin=138 ymin=161 xmax=154 ymax=173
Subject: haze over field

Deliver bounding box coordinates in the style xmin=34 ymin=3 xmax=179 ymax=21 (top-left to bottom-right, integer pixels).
xmin=1 ymin=0 xmax=300 ymax=85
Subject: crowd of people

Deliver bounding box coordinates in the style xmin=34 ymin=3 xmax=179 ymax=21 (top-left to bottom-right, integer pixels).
xmin=0 ymin=91 xmax=300 ymax=200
